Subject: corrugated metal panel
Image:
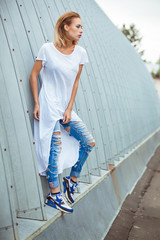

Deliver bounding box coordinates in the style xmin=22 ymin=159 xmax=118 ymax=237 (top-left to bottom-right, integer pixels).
xmin=1 ymin=0 xmax=160 ymax=238
xmin=0 ymin=106 xmax=19 ymax=240
xmin=0 ymin=1 xmax=46 ymax=221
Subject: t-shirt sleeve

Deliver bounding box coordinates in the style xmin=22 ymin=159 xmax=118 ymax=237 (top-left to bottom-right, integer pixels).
xmin=35 ymin=44 xmax=47 ymax=67
xmin=79 ymin=48 xmax=89 ymax=65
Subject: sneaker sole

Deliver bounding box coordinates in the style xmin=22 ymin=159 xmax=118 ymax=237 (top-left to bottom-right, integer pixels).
xmin=63 ymin=177 xmax=74 ymax=204
xmin=45 ymin=199 xmax=73 ymax=214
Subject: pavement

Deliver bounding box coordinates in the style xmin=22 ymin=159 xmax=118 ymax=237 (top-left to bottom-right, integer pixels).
xmin=105 ymin=145 xmax=160 ymax=240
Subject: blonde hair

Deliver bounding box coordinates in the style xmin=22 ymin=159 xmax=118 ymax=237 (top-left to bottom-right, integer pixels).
xmin=54 ymin=11 xmax=81 ymax=47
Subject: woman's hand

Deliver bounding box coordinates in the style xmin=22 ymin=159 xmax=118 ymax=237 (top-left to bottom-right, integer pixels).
xmin=62 ymin=108 xmax=71 ymax=124
xmin=33 ymin=103 xmax=40 ymax=121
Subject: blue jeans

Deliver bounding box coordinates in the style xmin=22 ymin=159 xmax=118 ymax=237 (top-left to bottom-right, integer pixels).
xmin=46 ymin=120 xmax=95 ymax=189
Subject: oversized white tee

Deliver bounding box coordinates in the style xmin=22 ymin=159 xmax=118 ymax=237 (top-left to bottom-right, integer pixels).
xmin=34 ymin=42 xmax=88 ymax=176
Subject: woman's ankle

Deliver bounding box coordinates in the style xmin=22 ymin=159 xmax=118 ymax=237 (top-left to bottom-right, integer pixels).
xmin=70 ymin=176 xmax=77 ymax=183
xmin=51 ymin=187 xmax=60 ymax=194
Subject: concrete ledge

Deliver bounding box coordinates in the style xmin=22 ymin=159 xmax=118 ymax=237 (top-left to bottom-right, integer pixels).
xmin=18 ymin=128 xmax=160 ymax=240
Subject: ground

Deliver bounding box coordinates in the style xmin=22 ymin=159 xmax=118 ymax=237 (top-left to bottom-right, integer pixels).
xmin=105 ymin=146 xmax=160 ymax=240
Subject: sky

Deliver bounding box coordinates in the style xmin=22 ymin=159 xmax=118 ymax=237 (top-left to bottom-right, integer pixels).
xmin=95 ymin=0 xmax=160 ymax=64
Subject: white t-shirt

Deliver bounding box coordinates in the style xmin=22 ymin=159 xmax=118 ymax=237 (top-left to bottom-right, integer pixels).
xmin=34 ymin=42 xmax=88 ymax=175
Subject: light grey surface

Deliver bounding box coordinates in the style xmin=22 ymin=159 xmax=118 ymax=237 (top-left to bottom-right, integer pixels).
xmin=0 ymin=106 xmax=19 ymax=240
xmin=0 ymin=0 xmax=46 ymax=221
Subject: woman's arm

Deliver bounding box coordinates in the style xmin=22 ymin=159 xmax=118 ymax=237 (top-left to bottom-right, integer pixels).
xmin=29 ymin=60 xmax=42 ymax=121
xmin=62 ymin=64 xmax=83 ymax=124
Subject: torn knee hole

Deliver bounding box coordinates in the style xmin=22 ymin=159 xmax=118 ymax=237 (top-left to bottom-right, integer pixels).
xmin=87 ymin=142 xmax=96 ymax=147
xmin=53 ymin=142 xmax=61 ymax=145
xmin=53 ymin=137 xmax=61 ymax=140
xmin=64 ymin=126 xmax=70 ymax=132
xmin=53 ymin=131 xmax=61 ymax=135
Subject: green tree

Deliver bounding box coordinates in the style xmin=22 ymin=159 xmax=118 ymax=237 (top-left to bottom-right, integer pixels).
xmin=155 ymin=57 xmax=160 ymax=78
xmin=120 ymin=23 xmax=145 ymax=60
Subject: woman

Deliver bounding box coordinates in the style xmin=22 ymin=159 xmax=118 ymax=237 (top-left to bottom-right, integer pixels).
xmin=30 ymin=11 xmax=95 ymax=214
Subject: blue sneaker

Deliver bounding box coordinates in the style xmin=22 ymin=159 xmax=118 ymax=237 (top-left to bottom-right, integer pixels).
xmin=45 ymin=192 xmax=73 ymax=213
xmin=63 ymin=176 xmax=78 ymax=204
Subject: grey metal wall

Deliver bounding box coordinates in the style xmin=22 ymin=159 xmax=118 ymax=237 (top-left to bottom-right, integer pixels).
xmin=0 ymin=0 xmax=160 ymax=239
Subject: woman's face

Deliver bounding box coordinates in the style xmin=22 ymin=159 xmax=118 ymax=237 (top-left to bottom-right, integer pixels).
xmin=64 ymin=17 xmax=83 ymax=42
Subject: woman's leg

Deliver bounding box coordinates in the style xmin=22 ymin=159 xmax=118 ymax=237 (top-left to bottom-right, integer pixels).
xmin=70 ymin=121 xmax=95 ymax=177
xmin=46 ymin=120 xmax=61 ymax=193
xmin=60 ymin=120 xmax=95 ymax=203
xmin=46 ymin=121 xmax=62 ymax=193
xmin=45 ymin=120 xmax=73 ymax=213
xmin=61 ymin=120 xmax=95 ymax=176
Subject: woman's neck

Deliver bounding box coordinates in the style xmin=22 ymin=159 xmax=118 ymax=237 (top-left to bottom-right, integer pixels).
xmin=64 ymin=41 xmax=74 ymax=48
xmin=54 ymin=41 xmax=75 ymax=55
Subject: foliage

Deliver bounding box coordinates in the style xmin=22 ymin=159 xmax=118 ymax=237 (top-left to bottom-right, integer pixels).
xmin=151 ymin=57 xmax=160 ymax=78
xmin=154 ymin=57 xmax=160 ymax=78
xmin=120 ymin=23 xmax=145 ymax=59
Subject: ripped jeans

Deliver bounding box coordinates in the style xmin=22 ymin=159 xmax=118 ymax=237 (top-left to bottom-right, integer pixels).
xmin=46 ymin=119 xmax=95 ymax=189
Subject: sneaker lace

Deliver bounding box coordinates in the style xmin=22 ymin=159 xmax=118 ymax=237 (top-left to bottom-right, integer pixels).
xmin=70 ymin=182 xmax=78 ymax=195
xmin=57 ymin=193 xmax=67 ymax=204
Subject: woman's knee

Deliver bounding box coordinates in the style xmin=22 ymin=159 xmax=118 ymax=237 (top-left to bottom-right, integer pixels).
xmin=87 ymin=140 xmax=96 ymax=148
xmin=87 ymin=136 xmax=96 ymax=147
xmin=84 ymin=139 xmax=95 ymax=153
xmin=81 ymin=132 xmax=96 ymax=151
